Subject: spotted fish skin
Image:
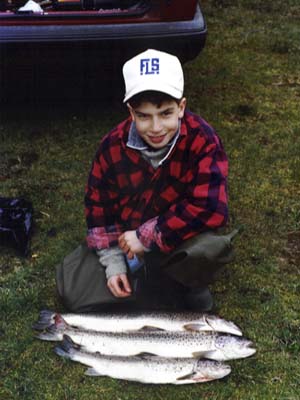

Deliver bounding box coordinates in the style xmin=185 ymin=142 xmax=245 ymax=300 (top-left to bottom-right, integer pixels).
xmin=33 ymin=309 xmax=243 ymax=336
xmin=37 ymin=316 xmax=255 ymax=361
xmin=54 ymin=335 xmax=232 ymax=385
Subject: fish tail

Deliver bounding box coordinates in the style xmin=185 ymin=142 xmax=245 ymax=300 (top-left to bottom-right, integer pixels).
xmin=85 ymin=367 xmax=102 ymax=376
xmin=61 ymin=334 xmax=81 ymax=352
xmin=36 ymin=322 xmax=64 ymax=341
xmin=36 ymin=314 xmax=68 ymax=341
xmin=32 ymin=310 xmax=56 ymax=331
xmin=54 ymin=345 xmax=70 ymax=359
xmin=54 ymin=335 xmax=80 ymax=359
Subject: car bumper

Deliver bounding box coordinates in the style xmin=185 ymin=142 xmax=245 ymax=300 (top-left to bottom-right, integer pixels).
xmin=0 ymin=5 xmax=206 ymax=61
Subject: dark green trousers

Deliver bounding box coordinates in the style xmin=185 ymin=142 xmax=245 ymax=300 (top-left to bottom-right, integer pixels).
xmin=56 ymin=230 xmax=238 ymax=312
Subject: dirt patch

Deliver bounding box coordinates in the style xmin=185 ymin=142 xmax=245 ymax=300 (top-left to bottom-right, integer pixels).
xmin=282 ymin=231 xmax=300 ymax=267
xmin=0 ymin=151 xmax=39 ymax=180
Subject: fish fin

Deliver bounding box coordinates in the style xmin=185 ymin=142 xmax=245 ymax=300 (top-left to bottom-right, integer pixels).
xmin=85 ymin=368 xmax=103 ymax=377
xmin=176 ymin=372 xmax=197 ymax=381
xmin=191 ymin=364 xmax=231 ymax=382
xmin=137 ymin=352 xmax=157 ymax=358
xmin=54 ymin=346 xmax=71 ymax=359
xmin=32 ymin=310 xmax=56 ymax=331
xmin=32 ymin=322 xmax=49 ymax=331
xmin=140 ymin=325 xmax=165 ymax=332
xmin=175 ymin=372 xmax=211 ymax=385
xmin=193 ymin=350 xmax=222 ymax=360
xmin=61 ymin=334 xmax=81 ymax=352
xmin=54 ymin=335 xmax=80 ymax=359
xmin=36 ymin=324 xmax=62 ymax=341
xmin=183 ymin=323 xmax=210 ymax=332
xmin=176 ymin=368 xmax=231 ymax=384
xmin=36 ymin=312 xmax=67 ymax=340
xmin=204 ymin=315 xmax=243 ymax=336
xmin=39 ymin=309 xmax=55 ymax=316
xmin=192 ymin=351 xmax=213 ymax=358
xmin=190 ymin=374 xmax=223 ymax=383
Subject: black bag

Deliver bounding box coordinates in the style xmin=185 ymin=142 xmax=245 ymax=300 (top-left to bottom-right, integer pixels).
xmin=0 ymin=197 xmax=33 ymax=256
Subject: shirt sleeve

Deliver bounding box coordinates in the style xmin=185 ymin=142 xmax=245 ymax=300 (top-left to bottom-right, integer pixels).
xmin=96 ymin=247 xmax=127 ymax=279
xmin=137 ymin=139 xmax=228 ymax=253
xmin=85 ymin=145 xmax=122 ymax=249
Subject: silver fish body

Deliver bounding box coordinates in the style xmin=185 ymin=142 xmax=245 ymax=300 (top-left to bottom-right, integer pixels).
xmin=37 ymin=317 xmax=255 ymax=361
xmin=55 ymin=335 xmax=231 ymax=385
xmin=33 ymin=309 xmax=242 ymax=336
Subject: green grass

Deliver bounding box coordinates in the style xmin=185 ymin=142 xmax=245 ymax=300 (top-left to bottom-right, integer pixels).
xmin=1 ymin=0 xmax=300 ymax=398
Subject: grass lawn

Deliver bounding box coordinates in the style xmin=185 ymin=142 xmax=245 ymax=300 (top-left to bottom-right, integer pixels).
xmin=1 ymin=0 xmax=300 ymax=398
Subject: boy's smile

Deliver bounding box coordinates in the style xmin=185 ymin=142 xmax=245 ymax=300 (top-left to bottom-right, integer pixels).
xmin=128 ymin=98 xmax=186 ymax=149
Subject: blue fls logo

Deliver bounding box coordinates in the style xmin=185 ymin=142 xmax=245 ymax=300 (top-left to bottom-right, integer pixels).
xmin=140 ymin=58 xmax=160 ymax=75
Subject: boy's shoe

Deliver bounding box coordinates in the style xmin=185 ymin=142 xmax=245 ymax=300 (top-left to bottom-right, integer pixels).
xmin=184 ymin=286 xmax=213 ymax=312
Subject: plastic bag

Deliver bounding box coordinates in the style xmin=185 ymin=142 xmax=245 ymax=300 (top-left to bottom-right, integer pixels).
xmin=0 ymin=197 xmax=33 ymax=256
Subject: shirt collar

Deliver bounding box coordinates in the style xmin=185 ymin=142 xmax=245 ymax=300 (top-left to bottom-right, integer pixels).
xmin=126 ymin=121 xmax=148 ymax=150
xmin=126 ymin=120 xmax=181 ymax=152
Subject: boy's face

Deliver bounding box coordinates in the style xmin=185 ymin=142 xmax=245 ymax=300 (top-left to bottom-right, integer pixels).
xmin=128 ymin=98 xmax=186 ymax=149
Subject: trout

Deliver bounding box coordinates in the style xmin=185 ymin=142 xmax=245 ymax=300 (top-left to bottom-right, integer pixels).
xmin=37 ymin=315 xmax=255 ymax=361
xmin=33 ymin=309 xmax=242 ymax=336
xmin=55 ymin=335 xmax=232 ymax=384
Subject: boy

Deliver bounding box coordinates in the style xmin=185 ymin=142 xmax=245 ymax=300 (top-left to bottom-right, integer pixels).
xmin=56 ymin=49 xmax=235 ymax=313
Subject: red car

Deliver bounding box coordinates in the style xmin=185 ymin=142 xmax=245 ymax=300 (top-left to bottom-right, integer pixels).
xmin=0 ymin=1 xmax=206 ymax=99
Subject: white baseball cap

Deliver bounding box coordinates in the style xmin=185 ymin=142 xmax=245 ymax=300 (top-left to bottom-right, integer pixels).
xmin=123 ymin=49 xmax=184 ymax=103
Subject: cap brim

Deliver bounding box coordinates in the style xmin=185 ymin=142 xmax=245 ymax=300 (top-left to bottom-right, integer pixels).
xmin=123 ymin=81 xmax=183 ymax=103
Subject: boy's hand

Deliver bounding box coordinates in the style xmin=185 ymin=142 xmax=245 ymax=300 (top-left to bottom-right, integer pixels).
xmin=118 ymin=230 xmax=145 ymax=259
xmin=107 ymin=273 xmax=132 ymax=298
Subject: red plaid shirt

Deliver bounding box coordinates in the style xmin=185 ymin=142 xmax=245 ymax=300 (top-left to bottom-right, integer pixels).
xmin=85 ymin=110 xmax=228 ymax=253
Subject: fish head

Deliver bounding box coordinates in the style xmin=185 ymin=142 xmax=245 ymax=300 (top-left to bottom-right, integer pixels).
xmin=205 ymin=315 xmax=243 ymax=336
xmin=215 ymin=335 xmax=256 ymax=360
xmin=194 ymin=359 xmax=231 ymax=381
